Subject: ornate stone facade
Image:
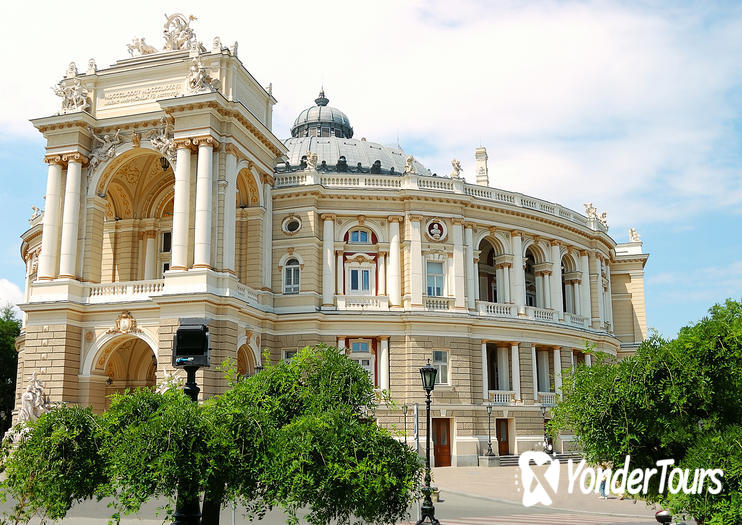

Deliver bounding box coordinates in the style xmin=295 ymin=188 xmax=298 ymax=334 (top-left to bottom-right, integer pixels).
xmin=16 ymin=17 xmax=648 ymax=467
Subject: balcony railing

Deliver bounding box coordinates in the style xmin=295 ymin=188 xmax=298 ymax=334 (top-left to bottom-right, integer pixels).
xmin=564 ymin=312 xmax=589 ymax=328
xmin=273 ymin=170 xmax=607 ymax=233
xmin=526 ymin=306 xmax=557 ymax=322
xmin=539 ymin=392 xmax=558 ymax=406
xmin=425 ymin=296 xmax=454 ymax=311
xmin=477 ymin=301 xmax=517 ymax=318
xmin=488 ymin=390 xmax=514 ymax=405
xmin=86 ymin=279 xmax=165 ymax=304
xmin=336 ymin=295 xmax=389 ymax=311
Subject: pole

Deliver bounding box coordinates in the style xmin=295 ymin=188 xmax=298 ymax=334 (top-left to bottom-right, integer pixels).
xmin=486 ymin=406 xmax=494 ymax=456
xmin=174 ymin=366 xmax=202 ymax=525
xmin=417 ymin=391 xmax=439 ymax=525
xmin=403 ymin=408 xmax=408 ymax=447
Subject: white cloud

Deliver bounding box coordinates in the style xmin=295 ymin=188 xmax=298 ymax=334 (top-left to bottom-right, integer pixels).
xmin=647 ymin=260 xmax=742 ymax=304
xmin=0 ymin=278 xmax=24 ymax=316
xmin=3 ymin=1 xmax=742 ymax=230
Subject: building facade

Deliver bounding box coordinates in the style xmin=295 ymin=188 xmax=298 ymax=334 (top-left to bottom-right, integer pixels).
xmin=16 ymin=16 xmax=648 ymax=467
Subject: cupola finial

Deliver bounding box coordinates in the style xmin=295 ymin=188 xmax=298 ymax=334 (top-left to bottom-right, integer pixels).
xmin=315 ymin=88 xmax=329 ymax=107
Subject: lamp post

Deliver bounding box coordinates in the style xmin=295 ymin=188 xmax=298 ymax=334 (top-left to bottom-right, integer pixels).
xmin=485 ymin=403 xmax=495 ymax=456
xmin=402 ymin=404 xmax=409 ymax=448
xmin=417 ymin=360 xmax=440 ymax=525
xmin=540 ymin=405 xmax=553 ymax=455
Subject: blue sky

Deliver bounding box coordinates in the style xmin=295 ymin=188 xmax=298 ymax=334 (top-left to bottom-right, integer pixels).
xmin=0 ymin=1 xmax=740 ymax=337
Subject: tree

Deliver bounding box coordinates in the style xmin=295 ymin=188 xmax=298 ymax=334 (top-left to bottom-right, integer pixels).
xmin=550 ymin=299 xmax=742 ymax=524
xmin=0 ymin=344 xmax=422 ymax=524
xmin=0 ymin=306 xmax=21 ymax=436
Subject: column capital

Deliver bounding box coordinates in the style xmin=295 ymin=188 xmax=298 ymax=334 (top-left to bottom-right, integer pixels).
xmin=451 ymin=217 xmax=465 ymax=226
xmin=550 ymin=239 xmax=561 ymax=247
xmin=320 ymin=213 xmax=336 ymax=222
xmin=192 ymin=135 xmax=220 ymax=150
xmin=388 ymin=215 xmax=404 ymax=223
xmin=579 ymin=249 xmax=589 ymax=257
xmin=376 ymin=335 xmax=390 ymax=342
xmin=223 ymin=143 xmax=241 ymax=157
xmin=43 ymin=154 xmax=64 ymax=165
xmin=408 ymin=214 xmax=424 ymax=222
xmin=510 ymin=229 xmax=523 ymax=238
xmin=335 ymin=249 xmax=344 ymax=256
xmin=173 ymin=138 xmax=194 ymax=150
xmin=261 ymin=173 xmax=275 ymax=185
xmin=61 ymin=152 xmax=88 ymax=165
xmin=378 ymin=250 xmax=388 ymax=257
xmin=464 ymin=221 xmax=477 ymax=230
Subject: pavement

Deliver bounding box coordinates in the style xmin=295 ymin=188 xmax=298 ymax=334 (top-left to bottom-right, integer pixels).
xmin=0 ymin=465 xmax=672 ymax=524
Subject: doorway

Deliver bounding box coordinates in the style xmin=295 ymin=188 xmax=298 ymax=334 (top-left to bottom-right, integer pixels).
xmin=496 ymin=418 xmax=510 ymax=456
xmin=432 ymin=418 xmax=451 ymax=467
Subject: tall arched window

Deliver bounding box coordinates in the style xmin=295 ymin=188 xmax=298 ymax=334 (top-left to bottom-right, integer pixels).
xmin=284 ymin=258 xmax=300 ymax=294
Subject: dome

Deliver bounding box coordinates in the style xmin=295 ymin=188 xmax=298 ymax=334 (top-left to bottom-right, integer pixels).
xmin=290 ymin=90 xmax=354 ymax=139
xmin=281 ymin=136 xmax=431 ymax=176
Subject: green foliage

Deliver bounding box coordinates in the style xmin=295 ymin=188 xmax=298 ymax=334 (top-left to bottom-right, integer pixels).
xmin=0 ymin=405 xmax=105 ymax=522
xmin=0 ymin=306 xmax=21 ymax=436
xmin=0 ymin=344 xmax=422 ymax=524
xmin=551 ymin=299 xmax=742 ymax=521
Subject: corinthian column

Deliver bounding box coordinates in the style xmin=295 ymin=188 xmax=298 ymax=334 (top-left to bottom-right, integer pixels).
xmin=321 ymin=214 xmax=336 ymax=306
xmin=38 ymin=156 xmax=64 ymax=280
xmin=387 ymin=216 xmax=402 ymax=307
xmin=171 ymin=139 xmax=192 ymax=271
xmin=193 ymin=137 xmax=217 ymax=269
xmin=510 ymin=231 xmax=525 ymax=309
xmin=551 ymin=240 xmax=563 ymax=318
xmin=223 ymin=146 xmax=238 ymax=273
xmin=409 ymin=215 xmax=423 ymax=306
xmin=464 ymin=223 xmax=475 ymax=309
xmin=58 ymin=154 xmax=86 ymax=279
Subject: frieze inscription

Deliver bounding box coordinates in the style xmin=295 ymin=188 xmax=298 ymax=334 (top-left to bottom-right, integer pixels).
xmin=101 ymin=82 xmax=182 ymax=106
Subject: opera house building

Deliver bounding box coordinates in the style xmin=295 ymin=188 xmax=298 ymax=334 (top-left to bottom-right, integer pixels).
xmin=15 ymin=16 xmax=648 ymax=467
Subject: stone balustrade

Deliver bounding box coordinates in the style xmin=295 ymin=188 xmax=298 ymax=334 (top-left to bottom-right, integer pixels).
xmin=86 ymin=279 xmax=164 ymax=304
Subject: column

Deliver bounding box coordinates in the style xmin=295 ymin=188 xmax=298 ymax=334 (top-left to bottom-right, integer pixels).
xmin=551 ymin=241 xmax=563 ymax=317
xmin=605 ymin=263 xmax=614 ymax=330
xmin=535 ymin=273 xmax=544 ymax=307
xmin=543 ymin=272 xmax=552 ymax=309
xmin=464 ymin=224 xmax=475 ymax=309
xmin=321 ymin=214 xmax=336 ymax=306
xmin=531 ymin=345 xmax=539 ymax=401
xmin=580 ymin=250 xmax=592 ymax=322
xmin=481 ymin=341 xmax=488 ymax=400
xmin=336 ymin=250 xmax=344 ymax=294
xmin=409 ymin=215 xmax=423 ymax=306
xmin=564 ymin=282 xmax=574 ymax=314
xmin=511 ymin=343 xmax=521 ymax=400
xmin=387 ymin=216 xmax=402 ymax=307
xmin=58 ymin=155 xmax=84 ymax=279
xmin=223 ymin=147 xmax=238 ymax=273
xmin=502 ymin=265 xmax=511 ymax=303
xmin=473 ymin=253 xmax=480 ymax=301
xmin=452 ymin=219 xmax=465 ymax=308
xmin=553 ymin=347 xmax=563 ymax=397
xmin=38 ymin=157 xmax=64 ymax=280
xmin=571 ymin=281 xmax=580 ymax=315
xmin=262 ymin=174 xmax=274 ymax=289
xmin=510 ymin=232 xmax=525 ymax=309
xmin=585 ymin=353 xmax=592 ymax=367
xmin=193 ymin=137 xmax=215 ymax=269
xmin=377 ymin=252 xmax=386 ymax=296
xmin=596 ymin=255 xmax=605 ymax=326
xmin=143 ymin=233 xmax=156 ymax=280
xmin=171 ymin=140 xmax=192 ymax=271
xmin=379 ymin=337 xmax=390 ymax=391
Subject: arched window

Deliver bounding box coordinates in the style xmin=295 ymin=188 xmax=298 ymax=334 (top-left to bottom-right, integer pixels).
xmin=349 ymin=228 xmax=371 ymax=244
xmin=284 ymin=258 xmax=300 ymax=294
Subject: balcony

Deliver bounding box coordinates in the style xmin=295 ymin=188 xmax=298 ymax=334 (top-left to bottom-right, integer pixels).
xmin=87 ymin=279 xmax=165 ymax=304
xmin=525 ymin=306 xmax=557 ymax=322
xmin=425 ymin=296 xmax=454 ymax=311
xmin=488 ymin=390 xmax=515 ymax=405
xmin=477 ymin=301 xmax=517 ymax=318
xmin=336 ymin=295 xmax=389 ymax=311
xmin=564 ymin=312 xmax=589 ymax=328
xmin=539 ymin=392 xmax=558 ymax=406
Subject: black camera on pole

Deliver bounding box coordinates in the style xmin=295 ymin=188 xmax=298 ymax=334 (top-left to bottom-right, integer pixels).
xmin=172 ymin=322 xmax=210 ymax=368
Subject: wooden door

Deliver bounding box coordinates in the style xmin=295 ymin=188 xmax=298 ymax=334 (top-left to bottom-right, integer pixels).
xmin=496 ymin=418 xmax=510 ymax=456
xmin=432 ymin=418 xmax=451 ymax=467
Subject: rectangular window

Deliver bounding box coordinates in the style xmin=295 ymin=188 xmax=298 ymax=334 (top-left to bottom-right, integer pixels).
xmin=350 ymin=269 xmax=371 ymax=292
xmin=537 ymin=350 xmax=551 ymax=392
xmin=427 ymin=262 xmax=444 ymax=297
xmin=284 ymin=349 xmax=297 ymax=362
xmin=284 ymin=267 xmax=300 ymax=294
xmin=350 ymin=230 xmax=369 ymax=243
xmin=351 ymin=341 xmax=369 ymax=353
xmin=351 ymin=269 xmax=359 ymax=290
xmin=433 ymin=350 xmax=449 ymax=384
xmin=162 ymin=232 xmax=172 ymax=253
xmin=162 ymin=262 xmax=170 ymax=274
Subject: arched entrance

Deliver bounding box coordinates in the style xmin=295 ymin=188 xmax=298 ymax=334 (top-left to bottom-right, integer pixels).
xmin=88 ymin=335 xmax=157 ymax=411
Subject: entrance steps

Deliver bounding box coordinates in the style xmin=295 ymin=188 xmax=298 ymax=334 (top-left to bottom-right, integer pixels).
xmin=485 ymin=453 xmax=583 ymax=467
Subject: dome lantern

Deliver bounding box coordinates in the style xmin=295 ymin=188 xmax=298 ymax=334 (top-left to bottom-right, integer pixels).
xmin=290 ymin=89 xmax=353 ymax=139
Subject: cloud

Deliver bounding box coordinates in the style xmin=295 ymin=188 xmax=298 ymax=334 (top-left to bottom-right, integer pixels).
xmin=648 ymin=260 xmax=742 ymax=304
xmin=3 ymin=1 xmax=742 ymax=231
xmin=0 ymin=278 xmax=24 ymax=316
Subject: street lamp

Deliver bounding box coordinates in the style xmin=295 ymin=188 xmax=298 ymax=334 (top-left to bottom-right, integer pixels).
xmin=417 ymin=360 xmax=440 ymax=525
xmin=402 ymin=404 xmax=409 ymax=448
xmin=540 ymin=406 xmax=553 ymax=455
xmin=485 ymin=403 xmax=495 ymax=456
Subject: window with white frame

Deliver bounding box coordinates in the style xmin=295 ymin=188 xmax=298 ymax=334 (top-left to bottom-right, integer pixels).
xmin=349 ymin=338 xmax=375 ymax=384
xmin=433 ymin=350 xmax=449 ymax=384
xmin=283 ymin=258 xmax=300 ymax=294
xmin=426 ymin=261 xmax=445 ymax=297
xmin=344 ymin=255 xmax=376 ymax=296
xmin=283 ymin=349 xmax=298 ymax=362
xmin=349 ymin=228 xmax=371 ymax=244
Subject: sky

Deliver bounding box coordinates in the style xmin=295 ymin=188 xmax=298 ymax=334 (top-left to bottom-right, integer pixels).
xmin=0 ymin=1 xmax=740 ymax=337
